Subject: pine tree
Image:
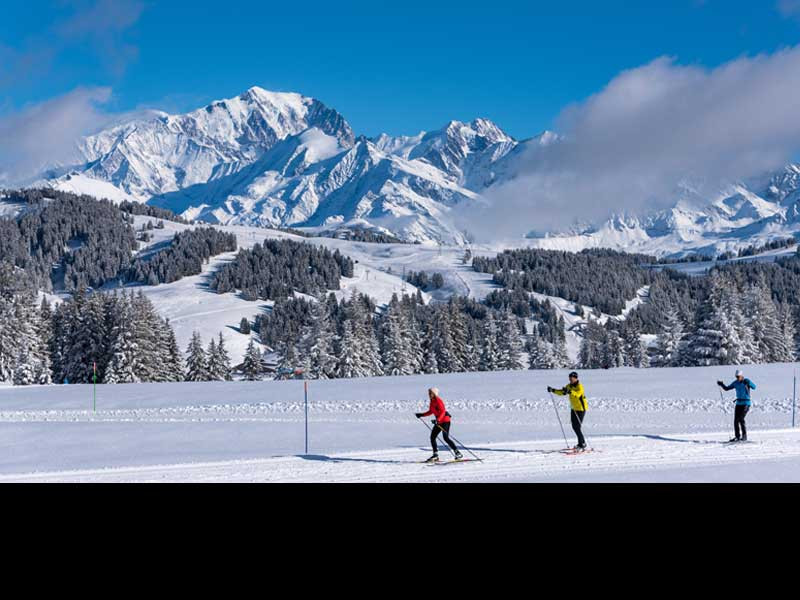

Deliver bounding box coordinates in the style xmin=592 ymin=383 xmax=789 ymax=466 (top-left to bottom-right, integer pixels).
xmin=744 ymin=284 xmax=784 ymax=363
xmin=654 ymin=306 xmax=684 ymax=367
xmin=527 ymin=328 xmax=556 ymax=370
xmin=497 ymin=310 xmax=524 ymax=370
xmin=300 ymin=296 xmax=337 ymax=379
xmin=479 ymin=313 xmax=500 ymax=371
xmin=105 ymin=295 xmax=139 ymax=384
xmin=382 ymin=298 xmax=413 ymax=376
xmin=185 ymin=331 xmax=209 ymax=381
xmin=242 ymin=339 xmax=263 ymax=381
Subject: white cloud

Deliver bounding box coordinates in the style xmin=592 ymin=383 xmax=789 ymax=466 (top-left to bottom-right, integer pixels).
xmin=0 ymin=87 xmax=115 ymax=183
xmin=457 ymin=47 xmax=800 ymax=240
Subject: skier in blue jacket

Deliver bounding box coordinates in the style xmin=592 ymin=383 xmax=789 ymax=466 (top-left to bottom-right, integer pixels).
xmin=717 ymin=369 xmax=756 ymax=442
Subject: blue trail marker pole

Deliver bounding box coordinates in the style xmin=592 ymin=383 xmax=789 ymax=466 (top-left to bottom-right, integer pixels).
xmin=304 ymin=380 xmax=309 ymax=454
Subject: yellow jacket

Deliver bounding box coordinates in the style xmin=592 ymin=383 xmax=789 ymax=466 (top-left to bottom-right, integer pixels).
xmin=553 ymin=382 xmax=587 ymax=412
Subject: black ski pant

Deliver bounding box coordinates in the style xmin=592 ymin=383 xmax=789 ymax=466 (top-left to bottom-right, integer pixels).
xmin=571 ymin=410 xmax=586 ymax=447
xmin=734 ymin=404 xmax=749 ymax=440
xmin=431 ymin=421 xmax=459 ymax=454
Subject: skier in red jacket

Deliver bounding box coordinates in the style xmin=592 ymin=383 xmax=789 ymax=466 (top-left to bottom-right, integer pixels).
xmin=415 ymin=387 xmax=462 ymax=462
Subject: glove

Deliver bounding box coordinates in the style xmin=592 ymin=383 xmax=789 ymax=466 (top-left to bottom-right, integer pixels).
xmin=547 ymin=386 xmax=554 ymax=393
xmin=716 ymin=381 xmax=724 ymax=387
xmin=415 ymin=413 xmax=423 ymax=418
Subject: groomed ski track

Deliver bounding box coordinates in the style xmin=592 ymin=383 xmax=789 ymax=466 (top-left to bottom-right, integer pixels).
xmin=2 ymin=429 xmax=799 ymax=483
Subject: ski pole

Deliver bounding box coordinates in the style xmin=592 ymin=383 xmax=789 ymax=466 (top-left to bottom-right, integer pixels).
xmin=548 ymin=391 xmax=571 ymax=449
xmin=416 ymin=416 xmax=457 ymax=459
xmin=417 ymin=416 xmax=483 ymax=461
xmin=719 ymin=387 xmax=728 ymax=434
xmin=433 ymin=420 xmax=483 ymax=462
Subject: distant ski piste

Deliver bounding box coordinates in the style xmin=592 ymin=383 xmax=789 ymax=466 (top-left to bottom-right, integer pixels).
xmin=0 ymin=363 xmax=798 ymax=482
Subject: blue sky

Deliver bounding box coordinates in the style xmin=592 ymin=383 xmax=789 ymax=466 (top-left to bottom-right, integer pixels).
xmin=1 ymin=0 xmax=800 ymax=139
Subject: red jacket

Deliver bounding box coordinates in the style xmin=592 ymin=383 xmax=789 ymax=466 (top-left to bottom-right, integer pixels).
xmin=420 ymin=395 xmax=451 ymax=424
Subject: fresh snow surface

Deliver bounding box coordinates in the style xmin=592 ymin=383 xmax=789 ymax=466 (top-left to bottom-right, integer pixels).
xmin=1 ymin=363 xmax=798 ymax=482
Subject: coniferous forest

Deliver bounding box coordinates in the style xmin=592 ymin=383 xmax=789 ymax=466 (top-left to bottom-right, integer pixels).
xmin=2 ymin=189 xmax=799 ymax=386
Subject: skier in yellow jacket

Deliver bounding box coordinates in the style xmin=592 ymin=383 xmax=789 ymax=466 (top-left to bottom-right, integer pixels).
xmin=548 ymin=371 xmax=588 ymax=450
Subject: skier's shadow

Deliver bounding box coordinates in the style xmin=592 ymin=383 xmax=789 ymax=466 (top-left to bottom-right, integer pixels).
xmin=296 ymin=454 xmax=417 ymax=465
xmin=596 ymin=433 xmax=721 ymax=445
xmin=398 ymin=444 xmax=534 ymax=455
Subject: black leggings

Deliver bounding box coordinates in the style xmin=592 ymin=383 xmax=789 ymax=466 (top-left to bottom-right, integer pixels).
xmin=734 ymin=405 xmax=750 ymax=439
xmin=571 ymin=410 xmax=586 ymax=447
xmin=431 ymin=421 xmax=459 ymax=454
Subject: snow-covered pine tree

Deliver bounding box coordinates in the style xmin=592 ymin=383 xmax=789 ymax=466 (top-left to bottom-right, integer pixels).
xmin=448 ymin=300 xmax=470 ymax=372
xmin=686 ymin=273 xmax=735 ymax=366
xmin=300 ymin=295 xmax=337 ymax=379
xmin=744 ymin=283 xmax=784 ymax=363
xmin=242 ymin=339 xmax=263 ymax=381
xmin=497 ymin=310 xmax=524 ymax=370
xmin=578 ymin=319 xmax=605 ymax=369
xmin=336 ymin=319 xmax=361 ymax=378
xmin=215 ymin=333 xmax=232 ymax=381
xmin=601 ymin=328 xmax=625 ymax=369
xmin=654 ymin=306 xmax=683 ymax=367
xmin=104 ymin=294 xmax=139 ymax=384
xmin=552 ymin=329 xmax=571 ymax=369
xmin=161 ymin=318 xmax=185 ymax=382
xmin=185 ymin=331 xmax=209 ymax=381
xmin=479 ymin=312 xmax=500 ymax=372
xmin=430 ymin=305 xmax=459 ymax=373
xmin=622 ymin=321 xmax=648 ymax=368
xmin=381 ymin=296 xmax=414 ymax=376
xmin=13 ymin=346 xmax=36 ymax=386
xmin=777 ymin=302 xmax=797 ymax=362
xmin=206 ymin=337 xmax=219 ymax=380
xmin=527 ymin=327 xmax=556 ymax=370
xmin=131 ymin=292 xmax=161 ymax=382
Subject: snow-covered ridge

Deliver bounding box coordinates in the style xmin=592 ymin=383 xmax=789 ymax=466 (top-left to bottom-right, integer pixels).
xmin=23 ymin=86 xmax=800 ymax=252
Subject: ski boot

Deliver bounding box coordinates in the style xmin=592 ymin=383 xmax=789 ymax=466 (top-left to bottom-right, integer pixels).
xmin=728 ymin=437 xmax=741 ymax=443
xmin=424 ymin=454 xmax=440 ymax=463
xmin=454 ymin=451 xmax=464 ymax=461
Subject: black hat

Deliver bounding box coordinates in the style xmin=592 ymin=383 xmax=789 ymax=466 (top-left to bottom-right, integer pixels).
xmin=568 ymin=371 xmax=579 ymax=379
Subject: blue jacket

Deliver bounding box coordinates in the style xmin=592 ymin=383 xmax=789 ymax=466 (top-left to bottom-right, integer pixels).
xmin=722 ymin=379 xmax=756 ymax=406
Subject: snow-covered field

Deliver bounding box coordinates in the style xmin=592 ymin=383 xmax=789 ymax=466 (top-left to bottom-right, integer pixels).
xmin=1 ymin=363 xmax=798 ymax=482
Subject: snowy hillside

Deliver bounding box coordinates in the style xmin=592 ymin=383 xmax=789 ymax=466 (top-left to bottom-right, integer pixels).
xmin=1 ymin=363 xmax=798 ymax=482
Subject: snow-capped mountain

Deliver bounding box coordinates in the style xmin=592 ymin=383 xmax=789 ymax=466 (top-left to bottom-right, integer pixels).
xmin=528 ymin=167 xmax=800 ymax=257
xmin=30 ymin=86 xmax=800 ymax=251
xmin=60 ymin=88 xmax=354 ymax=202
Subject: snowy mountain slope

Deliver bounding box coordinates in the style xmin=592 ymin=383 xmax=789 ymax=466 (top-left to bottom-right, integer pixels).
xmin=24 ymin=85 xmax=800 ymax=252
xmin=147 ymin=134 xmax=482 ymax=244
xmin=1 ymin=363 xmax=798 ymax=482
xmin=526 ymin=169 xmax=800 ymax=258
xmin=54 ymin=88 xmax=355 ymax=203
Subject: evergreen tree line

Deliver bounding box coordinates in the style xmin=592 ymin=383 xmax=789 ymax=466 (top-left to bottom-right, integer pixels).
xmin=0 ymin=277 xmax=242 ymax=385
xmin=405 ymin=270 xmax=444 ymax=291
xmin=473 ymin=248 xmax=658 ymax=315
xmin=484 ymin=289 xmax=567 ymax=345
xmin=0 ymin=189 xmax=138 ymax=292
xmin=579 ymin=269 xmax=798 ymax=369
xmin=253 ymin=291 xmax=570 ymax=380
xmin=127 ymin=228 xmax=238 ymax=285
xmin=210 ymin=239 xmax=355 ymax=301
xmin=118 ymin=200 xmax=190 ymax=224
xmin=319 ymin=227 xmax=407 ymax=244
